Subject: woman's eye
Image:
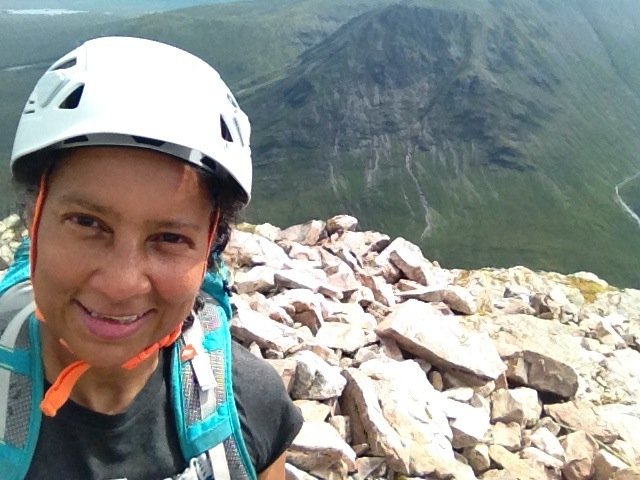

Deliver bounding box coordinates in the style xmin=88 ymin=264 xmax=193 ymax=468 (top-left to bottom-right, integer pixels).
xmin=155 ymin=232 xmax=193 ymax=247
xmin=69 ymin=214 xmax=100 ymax=229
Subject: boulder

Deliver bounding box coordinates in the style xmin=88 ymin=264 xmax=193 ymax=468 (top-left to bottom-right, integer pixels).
xmin=287 ymin=421 xmax=356 ymax=478
xmin=231 ymin=308 xmax=303 ymax=353
xmin=315 ymin=322 xmax=370 ymax=355
xmin=291 ymin=350 xmax=347 ymax=400
xmin=341 ymin=359 xmax=457 ymax=477
xmin=233 ymin=265 xmax=276 ymax=294
xmin=490 ymin=387 xmax=542 ymax=427
xmin=376 ymin=300 xmax=506 ymax=381
xmin=278 ymin=220 xmax=326 ymax=246
xmin=545 ymin=400 xmax=618 ymax=444
xmin=325 ymin=215 xmax=358 ymax=234
xmin=560 ymin=430 xmax=598 ymax=480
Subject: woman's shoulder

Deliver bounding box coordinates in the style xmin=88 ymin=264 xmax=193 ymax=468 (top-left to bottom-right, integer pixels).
xmin=230 ymin=341 xmax=303 ymax=473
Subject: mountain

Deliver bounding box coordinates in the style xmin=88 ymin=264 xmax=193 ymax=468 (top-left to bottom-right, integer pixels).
xmin=1 ymin=0 xmax=640 ymax=287
xmin=241 ymin=0 xmax=640 ymax=287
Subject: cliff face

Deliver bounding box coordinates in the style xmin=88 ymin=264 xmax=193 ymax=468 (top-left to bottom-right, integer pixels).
xmin=3 ymin=213 xmax=638 ymax=477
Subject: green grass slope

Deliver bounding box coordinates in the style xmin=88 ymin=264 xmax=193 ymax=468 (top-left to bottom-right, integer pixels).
xmin=242 ymin=1 xmax=640 ymax=287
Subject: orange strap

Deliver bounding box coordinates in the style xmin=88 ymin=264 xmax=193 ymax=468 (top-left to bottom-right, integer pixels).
xmin=121 ymin=322 xmax=183 ymax=370
xmin=40 ymin=360 xmax=91 ymax=417
xmin=31 ymin=174 xmax=49 ymax=322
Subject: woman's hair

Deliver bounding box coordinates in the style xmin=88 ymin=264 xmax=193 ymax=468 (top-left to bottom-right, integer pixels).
xmin=200 ymin=167 xmax=245 ymax=270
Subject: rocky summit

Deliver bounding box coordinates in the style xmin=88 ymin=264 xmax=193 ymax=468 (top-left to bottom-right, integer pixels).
xmin=1 ymin=213 xmax=640 ymax=479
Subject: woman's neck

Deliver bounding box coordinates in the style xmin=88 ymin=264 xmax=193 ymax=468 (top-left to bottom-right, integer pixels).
xmin=40 ymin=327 xmax=160 ymax=415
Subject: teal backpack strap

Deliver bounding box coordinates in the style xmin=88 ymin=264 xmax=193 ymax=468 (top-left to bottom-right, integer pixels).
xmin=172 ymin=288 xmax=257 ymax=480
xmin=0 ymin=280 xmax=43 ymax=480
xmin=171 ymin=290 xmax=256 ymax=480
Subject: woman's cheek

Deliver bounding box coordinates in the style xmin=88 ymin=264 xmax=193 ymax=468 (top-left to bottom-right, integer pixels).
xmin=152 ymin=260 xmax=207 ymax=301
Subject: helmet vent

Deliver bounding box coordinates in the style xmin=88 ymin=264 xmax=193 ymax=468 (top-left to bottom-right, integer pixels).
xmin=59 ymin=85 xmax=84 ymax=109
xmin=51 ymin=57 xmax=77 ymax=71
xmin=63 ymin=135 xmax=89 ymax=144
xmin=23 ymin=98 xmax=36 ymax=114
xmin=132 ymin=136 xmax=165 ymax=147
xmin=220 ymin=117 xmax=233 ymax=142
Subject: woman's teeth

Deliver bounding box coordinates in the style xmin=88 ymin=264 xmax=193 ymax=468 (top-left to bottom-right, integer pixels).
xmin=88 ymin=310 xmax=142 ymax=324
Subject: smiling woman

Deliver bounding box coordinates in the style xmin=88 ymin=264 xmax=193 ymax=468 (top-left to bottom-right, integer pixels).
xmin=35 ymin=148 xmax=213 ymax=376
xmin=0 ymin=37 xmax=302 ymax=480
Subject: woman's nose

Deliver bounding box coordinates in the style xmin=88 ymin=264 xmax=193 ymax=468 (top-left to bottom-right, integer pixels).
xmin=87 ymin=240 xmax=152 ymax=302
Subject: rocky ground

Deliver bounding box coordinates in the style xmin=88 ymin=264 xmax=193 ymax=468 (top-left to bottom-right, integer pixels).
xmin=1 ymin=214 xmax=639 ymax=479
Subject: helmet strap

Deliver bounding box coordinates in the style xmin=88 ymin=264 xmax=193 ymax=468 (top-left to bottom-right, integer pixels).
xmin=40 ymin=360 xmax=91 ymax=416
xmin=30 ymin=173 xmax=48 ymax=322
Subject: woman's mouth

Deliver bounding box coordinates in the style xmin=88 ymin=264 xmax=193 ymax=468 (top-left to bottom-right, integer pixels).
xmin=75 ymin=300 xmax=153 ymax=339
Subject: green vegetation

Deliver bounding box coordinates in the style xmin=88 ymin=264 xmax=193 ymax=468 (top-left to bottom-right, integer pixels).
xmin=242 ymin=0 xmax=640 ymax=287
xmin=2 ymin=0 xmax=640 ymax=288
xmin=0 ymin=12 xmax=121 ymax=68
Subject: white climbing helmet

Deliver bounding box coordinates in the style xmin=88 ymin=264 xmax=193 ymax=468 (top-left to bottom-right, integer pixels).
xmin=11 ymin=36 xmax=252 ymax=204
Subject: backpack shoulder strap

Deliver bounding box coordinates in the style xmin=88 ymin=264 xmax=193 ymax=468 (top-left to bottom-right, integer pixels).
xmin=0 ymin=280 xmax=43 ymax=480
xmin=171 ymin=290 xmax=256 ymax=480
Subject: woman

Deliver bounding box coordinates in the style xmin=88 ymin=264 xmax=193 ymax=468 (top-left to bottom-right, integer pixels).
xmin=0 ymin=37 xmax=302 ymax=479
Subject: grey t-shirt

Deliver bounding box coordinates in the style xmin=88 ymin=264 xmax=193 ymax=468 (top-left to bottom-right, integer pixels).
xmin=26 ymin=342 xmax=303 ymax=479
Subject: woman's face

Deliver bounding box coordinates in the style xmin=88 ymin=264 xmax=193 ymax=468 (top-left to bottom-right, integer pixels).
xmin=33 ymin=146 xmax=213 ymax=369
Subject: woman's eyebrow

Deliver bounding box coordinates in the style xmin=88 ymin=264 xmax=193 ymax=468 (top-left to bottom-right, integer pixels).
xmin=152 ymin=219 xmax=202 ymax=232
xmin=57 ymin=193 xmax=113 ymax=216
